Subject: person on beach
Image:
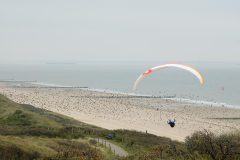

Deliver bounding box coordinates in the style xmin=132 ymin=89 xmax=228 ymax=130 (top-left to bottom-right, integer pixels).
xmin=167 ymin=119 xmax=176 ymax=128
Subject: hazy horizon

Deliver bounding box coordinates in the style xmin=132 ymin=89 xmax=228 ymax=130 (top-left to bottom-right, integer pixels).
xmin=1 ymin=0 xmax=240 ymax=64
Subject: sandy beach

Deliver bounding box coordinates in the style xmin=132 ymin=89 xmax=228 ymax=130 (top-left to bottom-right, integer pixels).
xmin=0 ymin=82 xmax=240 ymax=142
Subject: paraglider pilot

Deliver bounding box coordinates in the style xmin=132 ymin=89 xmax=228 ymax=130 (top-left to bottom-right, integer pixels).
xmin=167 ymin=119 xmax=176 ymax=128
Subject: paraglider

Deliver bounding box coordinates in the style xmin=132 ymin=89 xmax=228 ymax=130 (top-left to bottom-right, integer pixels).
xmin=167 ymin=119 xmax=176 ymax=128
xmin=132 ymin=63 xmax=204 ymax=128
xmin=133 ymin=63 xmax=205 ymax=91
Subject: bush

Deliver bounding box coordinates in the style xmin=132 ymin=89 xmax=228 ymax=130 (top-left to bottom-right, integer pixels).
xmin=185 ymin=130 xmax=240 ymax=160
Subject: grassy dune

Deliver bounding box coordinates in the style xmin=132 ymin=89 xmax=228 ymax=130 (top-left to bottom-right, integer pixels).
xmin=0 ymin=94 xmax=107 ymax=159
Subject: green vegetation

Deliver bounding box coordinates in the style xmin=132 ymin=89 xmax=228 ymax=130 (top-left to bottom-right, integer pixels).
xmin=0 ymin=136 xmax=104 ymax=160
xmin=1 ymin=109 xmax=32 ymax=126
xmin=186 ymin=130 xmax=240 ymax=160
xmin=0 ymin=94 xmax=107 ymax=159
xmin=0 ymin=94 xmax=239 ymax=160
xmin=120 ymin=130 xmax=240 ymax=160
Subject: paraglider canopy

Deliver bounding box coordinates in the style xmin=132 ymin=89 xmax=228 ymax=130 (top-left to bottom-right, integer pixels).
xmin=133 ymin=63 xmax=204 ymax=91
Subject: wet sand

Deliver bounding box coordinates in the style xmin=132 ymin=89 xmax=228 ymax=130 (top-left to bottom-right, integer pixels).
xmin=0 ymin=83 xmax=240 ymax=142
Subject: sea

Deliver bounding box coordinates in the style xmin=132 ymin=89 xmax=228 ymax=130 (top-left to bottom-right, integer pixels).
xmin=0 ymin=61 xmax=240 ymax=108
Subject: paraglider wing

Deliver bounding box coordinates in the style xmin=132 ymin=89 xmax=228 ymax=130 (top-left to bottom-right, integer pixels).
xmin=133 ymin=63 xmax=204 ymax=91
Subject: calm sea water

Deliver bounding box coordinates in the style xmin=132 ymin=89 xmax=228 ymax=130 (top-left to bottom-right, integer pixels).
xmin=0 ymin=62 xmax=240 ymax=107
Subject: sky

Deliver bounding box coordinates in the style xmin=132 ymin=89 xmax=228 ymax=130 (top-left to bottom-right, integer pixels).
xmin=0 ymin=0 xmax=240 ymax=64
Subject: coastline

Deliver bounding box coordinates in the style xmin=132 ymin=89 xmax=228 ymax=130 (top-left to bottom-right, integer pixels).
xmin=0 ymin=81 xmax=240 ymax=142
xmin=28 ymin=81 xmax=240 ymax=109
xmin=32 ymin=81 xmax=240 ymax=109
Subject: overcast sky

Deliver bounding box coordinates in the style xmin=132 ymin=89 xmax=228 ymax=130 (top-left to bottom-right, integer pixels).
xmin=0 ymin=0 xmax=239 ymax=64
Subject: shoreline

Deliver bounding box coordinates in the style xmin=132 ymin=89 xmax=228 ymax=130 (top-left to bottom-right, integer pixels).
xmin=2 ymin=81 xmax=240 ymax=109
xmin=32 ymin=81 xmax=240 ymax=109
xmin=1 ymin=81 xmax=240 ymax=142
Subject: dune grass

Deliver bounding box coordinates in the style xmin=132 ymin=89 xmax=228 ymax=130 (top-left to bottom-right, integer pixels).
xmin=0 ymin=135 xmax=58 ymax=157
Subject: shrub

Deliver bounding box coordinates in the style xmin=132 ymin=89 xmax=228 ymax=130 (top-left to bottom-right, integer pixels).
xmin=185 ymin=130 xmax=240 ymax=160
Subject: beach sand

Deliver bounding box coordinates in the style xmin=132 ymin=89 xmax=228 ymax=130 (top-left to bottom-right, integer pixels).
xmin=0 ymin=83 xmax=240 ymax=142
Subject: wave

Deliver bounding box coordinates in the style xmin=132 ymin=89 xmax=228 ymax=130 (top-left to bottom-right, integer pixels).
xmin=30 ymin=82 xmax=72 ymax=88
xmin=164 ymin=98 xmax=240 ymax=109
